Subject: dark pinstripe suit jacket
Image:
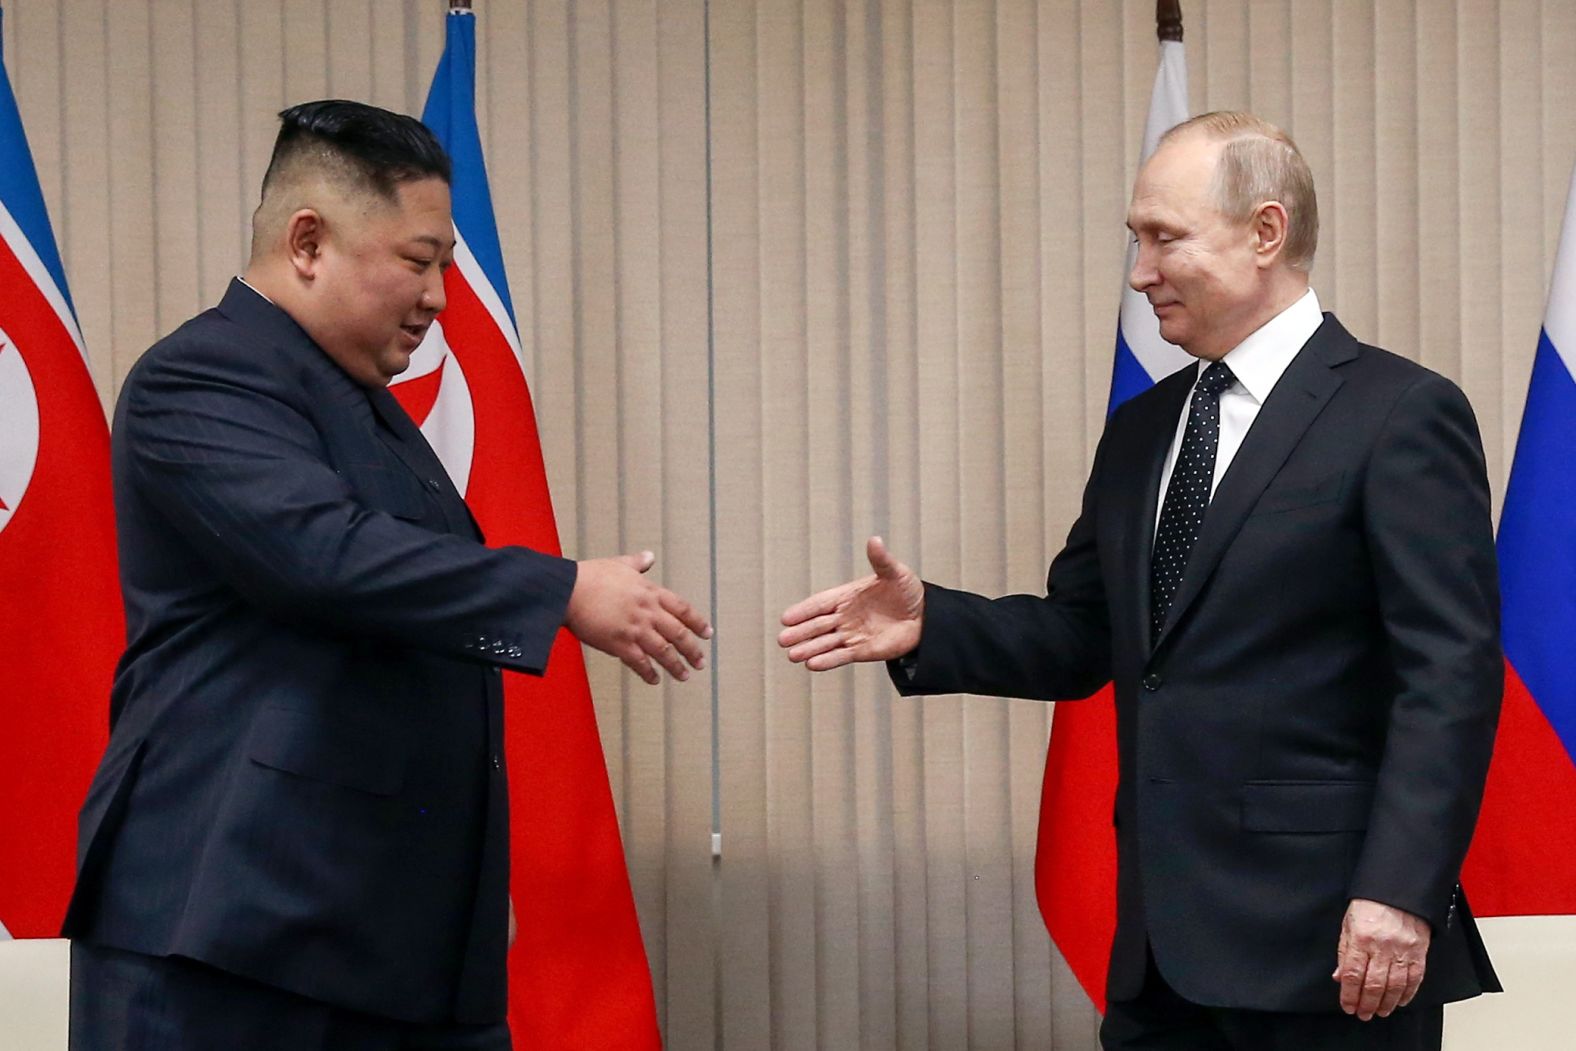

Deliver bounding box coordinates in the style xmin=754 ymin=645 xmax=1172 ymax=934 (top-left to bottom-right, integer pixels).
xmin=64 ymin=280 xmax=576 ymax=1024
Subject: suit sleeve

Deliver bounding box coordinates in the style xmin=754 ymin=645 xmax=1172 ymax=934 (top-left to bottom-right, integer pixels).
xmin=1348 ymin=373 xmax=1502 ymax=928
xmin=120 ymin=334 xmax=576 ymax=676
xmin=888 ymin=415 xmax=1115 ymax=703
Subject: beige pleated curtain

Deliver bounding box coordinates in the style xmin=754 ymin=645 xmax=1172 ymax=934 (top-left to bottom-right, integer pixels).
xmin=12 ymin=0 xmax=1574 ymax=1047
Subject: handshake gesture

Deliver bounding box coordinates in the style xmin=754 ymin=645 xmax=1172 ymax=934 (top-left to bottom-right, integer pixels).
xmin=568 ymin=551 xmax=713 ymax=684
xmin=570 ymin=536 xmax=923 ymax=684
xmin=777 ymin=537 xmax=925 ymax=669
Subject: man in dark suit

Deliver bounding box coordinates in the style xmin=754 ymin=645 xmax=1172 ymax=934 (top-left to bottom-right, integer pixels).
xmin=779 ymin=111 xmax=1501 ymax=1050
xmin=65 ymin=100 xmax=710 ymax=1050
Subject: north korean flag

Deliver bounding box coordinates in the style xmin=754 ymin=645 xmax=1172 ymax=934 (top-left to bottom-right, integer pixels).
xmin=0 ymin=9 xmax=120 ymax=939
xmin=404 ymin=9 xmax=661 ymax=1047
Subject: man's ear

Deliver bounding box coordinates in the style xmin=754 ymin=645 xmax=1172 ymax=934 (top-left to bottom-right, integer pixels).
xmin=1252 ymin=200 xmax=1290 ymax=268
xmin=283 ymin=208 xmax=327 ymax=279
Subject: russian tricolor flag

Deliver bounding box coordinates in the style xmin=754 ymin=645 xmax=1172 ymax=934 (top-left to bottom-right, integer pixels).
xmin=1461 ymin=162 xmax=1576 ymax=916
xmin=1034 ymin=36 xmax=1193 ymax=1012
xmin=0 ymin=9 xmax=120 ymax=939
xmin=401 ymin=9 xmax=661 ymax=1046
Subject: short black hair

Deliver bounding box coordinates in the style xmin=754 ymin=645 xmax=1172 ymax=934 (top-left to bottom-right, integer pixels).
xmin=262 ymin=99 xmax=451 ymax=201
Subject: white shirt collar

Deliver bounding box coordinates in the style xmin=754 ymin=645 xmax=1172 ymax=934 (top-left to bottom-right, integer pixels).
xmin=1201 ymin=288 xmax=1323 ymax=404
xmin=237 ymin=276 xmax=275 ymax=305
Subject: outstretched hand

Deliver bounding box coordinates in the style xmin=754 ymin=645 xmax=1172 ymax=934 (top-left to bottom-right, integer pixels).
xmin=567 ymin=551 xmax=712 ymax=685
xmin=778 ymin=537 xmax=924 ymax=671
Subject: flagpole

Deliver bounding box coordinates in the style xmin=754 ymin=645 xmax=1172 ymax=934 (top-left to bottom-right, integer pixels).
xmin=1158 ymin=0 xmax=1183 ymax=42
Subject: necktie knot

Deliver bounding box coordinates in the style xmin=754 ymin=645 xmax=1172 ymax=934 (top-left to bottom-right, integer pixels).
xmin=1196 ymin=361 xmax=1236 ymax=398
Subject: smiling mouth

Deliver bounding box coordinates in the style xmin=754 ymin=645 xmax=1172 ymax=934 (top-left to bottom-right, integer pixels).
xmin=400 ymin=324 xmax=427 ymax=342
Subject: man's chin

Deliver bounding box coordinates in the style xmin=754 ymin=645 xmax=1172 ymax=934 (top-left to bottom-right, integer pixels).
xmin=381 ymin=351 xmax=413 ymax=381
xmin=1155 ymin=317 xmax=1187 ymax=347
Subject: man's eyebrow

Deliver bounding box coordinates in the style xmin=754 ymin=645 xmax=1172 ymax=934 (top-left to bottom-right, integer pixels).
xmin=408 ymin=234 xmax=456 ymax=251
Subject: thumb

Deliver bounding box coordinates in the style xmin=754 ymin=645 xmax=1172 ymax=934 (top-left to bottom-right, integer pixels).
xmin=616 ymin=550 xmax=656 ymax=573
xmin=867 ymin=536 xmax=902 ymax=579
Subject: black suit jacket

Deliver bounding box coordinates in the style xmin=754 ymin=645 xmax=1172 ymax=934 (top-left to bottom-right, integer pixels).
xmin=894 ymin=315 xmax=1502 ymax=1011
xmin=64 ymin=280 xmax=577 ymax=1024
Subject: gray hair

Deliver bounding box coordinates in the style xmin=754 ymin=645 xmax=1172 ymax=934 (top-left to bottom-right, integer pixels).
xmin=1160 ymin=111 xmax=1319 ymax=272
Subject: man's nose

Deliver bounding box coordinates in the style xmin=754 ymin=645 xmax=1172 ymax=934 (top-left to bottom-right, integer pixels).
xmin=423 ymin=269 xmax=447 ymax=315
xmin=1129 ymin=244 xmax=1158 ymax=292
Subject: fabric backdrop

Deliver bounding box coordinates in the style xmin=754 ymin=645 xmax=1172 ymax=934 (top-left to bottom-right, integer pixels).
xmin=5 ymin=1 xmax=1572 ymax=1047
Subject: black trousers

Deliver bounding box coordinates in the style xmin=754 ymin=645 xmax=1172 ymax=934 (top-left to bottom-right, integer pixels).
xmin=70 ymin=942 xmax=511 ymax=1051
xmin=1101 ymin=947 xmax=1444 ymax=1051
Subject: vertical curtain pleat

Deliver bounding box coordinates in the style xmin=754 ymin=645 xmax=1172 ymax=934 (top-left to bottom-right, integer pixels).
xmin=12 ymin=0 xmax=1569 ymax=1046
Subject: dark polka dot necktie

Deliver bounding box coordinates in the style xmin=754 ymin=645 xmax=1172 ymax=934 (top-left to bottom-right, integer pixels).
xmin=1150 ymin=361 xmax=1236 ymax=637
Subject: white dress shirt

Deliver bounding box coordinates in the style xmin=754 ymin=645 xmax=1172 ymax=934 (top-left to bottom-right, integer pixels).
xmin=237 ymin=276 xmax=274 ymax=304
xmin=1154 ymin=288 xmax=1324 ymax=535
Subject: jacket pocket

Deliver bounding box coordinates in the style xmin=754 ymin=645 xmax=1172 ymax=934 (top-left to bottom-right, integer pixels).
xmin=1241 ymin=779 xmax=1374 ymax=832
xmin=1249 ymin=471 xmax=1346 ymax=517
xmin=247 ymin=706 xmax=405 ymax=796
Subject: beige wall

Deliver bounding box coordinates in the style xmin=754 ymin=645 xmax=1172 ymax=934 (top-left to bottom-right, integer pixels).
xmin=12 ymin=1 xmax=1573 ymax=1047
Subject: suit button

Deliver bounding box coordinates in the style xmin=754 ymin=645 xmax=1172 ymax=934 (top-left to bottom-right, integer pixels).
xmin=491 ymin=754 xmax=502 ymax=770
xmin=427 ymin=478 xmax=442 ymax=492
xmin=507 ymin=646 xmax=523 ymax=659
xmin=1142 ymin=673 xmax=1163 ymax=692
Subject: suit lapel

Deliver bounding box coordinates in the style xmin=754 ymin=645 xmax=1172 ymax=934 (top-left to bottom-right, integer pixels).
xmin=366 ymin=386 xmax=485 ymax=541
xmin=1115 ymin=366 xmax=1196 ymax=658
xmin=366 ymin=387 xmax=443 ymax=484
xmin=1150 ymin=316 xmax=1356 ymax=654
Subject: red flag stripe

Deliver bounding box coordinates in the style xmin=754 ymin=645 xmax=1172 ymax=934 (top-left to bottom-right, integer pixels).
xmin=1035 ymin=685 xmax=1119 ymax=1012
xmin=438 ymin=267 xmax=660 ymax=1046
xmin=0 ymin=221 xmax=119 ymax=937
xmin=1461 ymin=662 xmax=1576 ymax=914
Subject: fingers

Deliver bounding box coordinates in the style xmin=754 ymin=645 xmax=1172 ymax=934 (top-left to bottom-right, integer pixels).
xmin=1335 ymin=944 xmax=1366 ymax=1016
xmin=806 ymin=646 xmax=861 ymax=672
xmin=779 ymin=611 xmax=841 ymax=650
xmin=785 ymin=628 xmax=844 ymax=665
xmin=646 ymin=635 xmax=690 ymax=681
xmin=652 ymin=607 xmax=707 ymax=671
xmin=1333 ymin=900 xmax=1430 ymax=1021
xmin=622 ymin=650 xmax=660 ymax=686
xmin=781 ymin=581 xmax=859 ymax=628
xmin=626 ymin=610 xmax=706 ymax=684
xmin=659 ymin=587 xmax=713 ymax=641
xmin=1398 ymin=958 xmax=1425 ymax=1008
xmin=1374 ymin=962 xmax=1407 ymax=1019
xmin=1355 ymin=959 xmax=1391 ymax=1020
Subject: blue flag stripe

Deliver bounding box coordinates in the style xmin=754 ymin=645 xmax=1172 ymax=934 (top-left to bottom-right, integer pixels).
xmin=0 ymin=11 xmax=74 ymax=317
xmin=422 ymin=11 xmax=516 ymax=328
xmin=1497 ymin=328 xmax=1576 ymax=766
xmin=1108 ymin=329 xmax=1159 ymax=416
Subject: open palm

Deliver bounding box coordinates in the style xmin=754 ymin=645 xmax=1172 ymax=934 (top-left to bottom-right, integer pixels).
xmin=778 ymin=536 xmax=925 ymax=671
